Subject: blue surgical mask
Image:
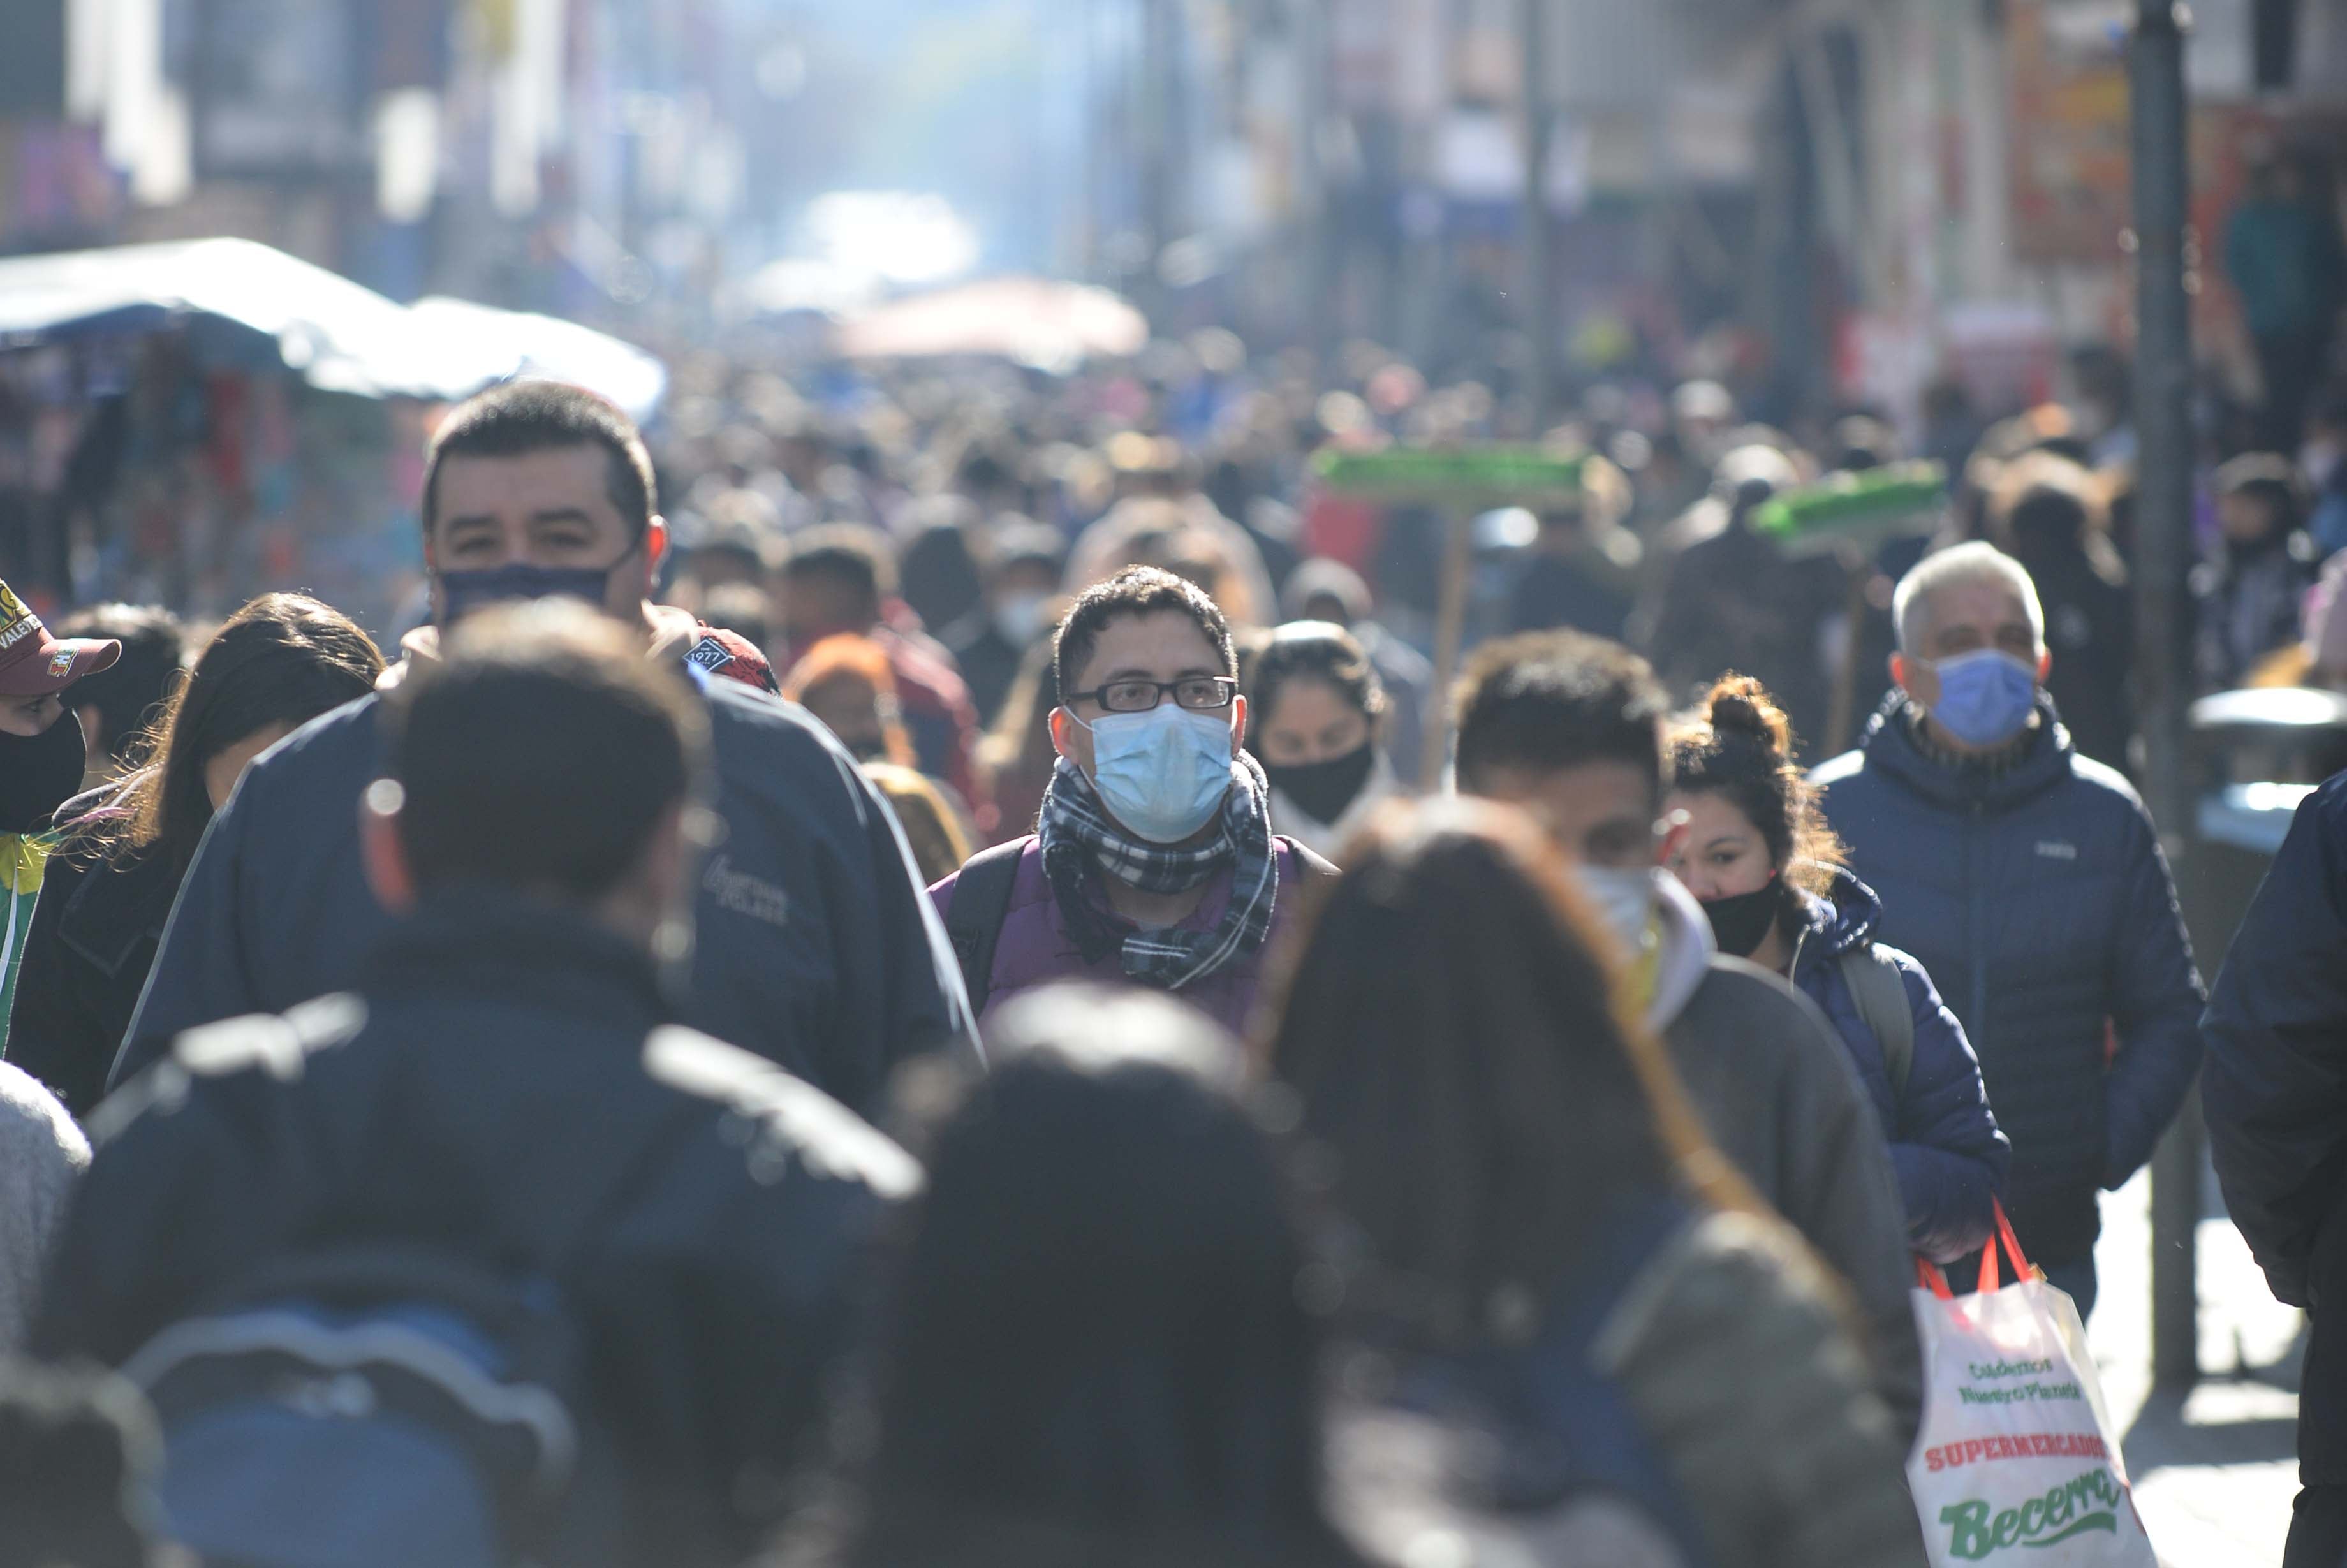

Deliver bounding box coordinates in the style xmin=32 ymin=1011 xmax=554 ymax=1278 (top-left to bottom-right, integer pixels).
xmin=1073 ymin=703 xmax=1237 ymax=843
xmin=1924 ymin=649 xmax=2038 ymax=749
xmin=437 ymin=549 xmax=635 ymax=626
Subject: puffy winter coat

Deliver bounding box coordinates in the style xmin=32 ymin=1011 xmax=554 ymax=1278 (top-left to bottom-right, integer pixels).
xmin=1785 ymin=867 xmax=2010 ymax=1263
xmin=1813 ymin=696 xmax=2205 ymax=1266
xmin=2204 ymin=772 xmax=2347 ymax=1307
xmin=929 ymin=837 xmax=1314 ymax=1039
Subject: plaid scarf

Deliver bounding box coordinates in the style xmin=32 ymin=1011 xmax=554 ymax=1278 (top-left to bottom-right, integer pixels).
xmin=1037 ymin=753 xmax=1278 ymax=992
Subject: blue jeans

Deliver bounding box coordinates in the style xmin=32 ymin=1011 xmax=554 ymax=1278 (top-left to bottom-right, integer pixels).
xmin=2038 ymin=1253 xmax=2099 ymax=1324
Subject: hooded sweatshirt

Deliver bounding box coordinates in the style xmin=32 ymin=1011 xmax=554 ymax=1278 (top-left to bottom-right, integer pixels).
xmin=1639 ymin=872 xmax=1925 ymax=1444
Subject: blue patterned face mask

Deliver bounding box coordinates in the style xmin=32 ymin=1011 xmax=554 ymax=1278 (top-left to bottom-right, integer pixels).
xmin=1924 ymin=649 xmax=2038 ymax=749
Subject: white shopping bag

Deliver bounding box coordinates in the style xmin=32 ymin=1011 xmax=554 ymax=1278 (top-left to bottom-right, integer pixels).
xmin=1906 ymin=1206 xmax=2156 ymax=1567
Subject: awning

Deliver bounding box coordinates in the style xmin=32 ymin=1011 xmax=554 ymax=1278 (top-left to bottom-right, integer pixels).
xmin=0 ymin=238 xmax=511 ymax=400
xmin=408 ymin=296 xmax=667 ymax=424
xmin=834 ymin=277 xmax=1148 ymax=370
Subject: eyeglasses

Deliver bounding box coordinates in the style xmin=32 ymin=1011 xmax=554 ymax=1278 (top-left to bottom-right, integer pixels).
xmin=1067 ymin=675 xmax=1239 ymax=714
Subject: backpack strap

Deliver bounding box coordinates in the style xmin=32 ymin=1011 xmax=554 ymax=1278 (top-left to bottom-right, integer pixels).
xmin=944 ymin=839 xmax=1031 ymax=1021
xmin=1838 ymin=945 xmax=1915 ymax=1100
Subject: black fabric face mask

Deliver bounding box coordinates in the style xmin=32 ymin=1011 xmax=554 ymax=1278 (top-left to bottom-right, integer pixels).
xmin=1263 ymin=743 xmax=1376 ymax=825
xmin=1702 ymin=879 xmax=1784 ymax=959
xmin=0 ymin=709 xmax=88 ymax=834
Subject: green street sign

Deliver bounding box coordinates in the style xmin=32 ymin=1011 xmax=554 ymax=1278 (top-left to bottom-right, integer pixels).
xmin=1311 ymin=445 xmax=1590 ymax=505
xmin=1753 ymin=461 xmax=1948 ymax=550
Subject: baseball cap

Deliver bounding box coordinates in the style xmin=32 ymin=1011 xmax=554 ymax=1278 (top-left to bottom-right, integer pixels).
xmin=0 ymin=580 xmax=122 ymax=696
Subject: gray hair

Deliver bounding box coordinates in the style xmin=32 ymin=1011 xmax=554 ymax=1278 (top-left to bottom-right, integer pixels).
xmin=1893 ymin=541 xmax=2046 ymax=655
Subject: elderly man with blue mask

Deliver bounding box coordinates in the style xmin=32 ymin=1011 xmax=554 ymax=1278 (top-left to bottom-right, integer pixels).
xmin=1814 ymin=541 xmax=2205 ymax=1320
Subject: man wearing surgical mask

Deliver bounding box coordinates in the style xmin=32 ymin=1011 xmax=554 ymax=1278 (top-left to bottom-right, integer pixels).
xmin=931 ymin=567 xmax=1332 ymax=1038
xmin=119 ymin=381 xmax=974 ymax=1115
xmin=1814 ymin=541 xmax=2204 ymax=1319
xmin=1453 ymin=629 xmax=1922 ymax=1444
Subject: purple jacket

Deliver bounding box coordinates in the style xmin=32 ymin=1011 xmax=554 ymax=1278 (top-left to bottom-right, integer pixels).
xmin=928 ymin=837 xmax=1311 ymax=1039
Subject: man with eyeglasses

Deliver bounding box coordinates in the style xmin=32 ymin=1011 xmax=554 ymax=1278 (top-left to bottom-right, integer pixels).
xmin=932 ymin=566 xmax=1334 ymax=1034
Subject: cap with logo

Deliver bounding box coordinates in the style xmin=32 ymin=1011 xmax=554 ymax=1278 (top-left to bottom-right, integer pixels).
xmin=0 ymin=579 xmax=122 ymax=696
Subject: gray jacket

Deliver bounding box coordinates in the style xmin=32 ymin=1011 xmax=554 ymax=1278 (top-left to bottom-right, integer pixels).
xmin=0 ymin=1062 xmax=87 ymax=1352
xmin=1598 ymin=1210 xmax=1929 ymax=1568
xmin=1647 ymin=874 xmax=1925 ymax=1444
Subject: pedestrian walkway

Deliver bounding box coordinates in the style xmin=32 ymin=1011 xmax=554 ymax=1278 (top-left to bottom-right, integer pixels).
xmin=2091 ymin=1166 xmax=2302 ymax=1566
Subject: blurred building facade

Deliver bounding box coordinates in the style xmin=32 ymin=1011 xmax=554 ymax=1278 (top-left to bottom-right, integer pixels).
xmin=1098 ymin=0 xmax=2347 ymax=423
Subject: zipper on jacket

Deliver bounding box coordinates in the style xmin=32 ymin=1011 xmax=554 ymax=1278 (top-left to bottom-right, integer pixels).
xmin=1966 ymin=792 xmax=1989 ymax=1055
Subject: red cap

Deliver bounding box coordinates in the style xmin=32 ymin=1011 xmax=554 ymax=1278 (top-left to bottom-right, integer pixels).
xmin=0 ymin=580 xmax=121 ymax=696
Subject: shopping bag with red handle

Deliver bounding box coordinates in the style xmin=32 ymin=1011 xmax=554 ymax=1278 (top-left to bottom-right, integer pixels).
xmin=1906 ymin=1204 xmax=2156 ymax=1566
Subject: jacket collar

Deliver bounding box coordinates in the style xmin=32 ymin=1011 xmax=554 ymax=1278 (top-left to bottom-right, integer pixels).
xmin=1787 ymin=865 xmax=1883 ymax=977
xmin=357 ymin=884 xmax=675 ymax=1034
xmin=1855 ymin=691 xmax=2075 ymax=814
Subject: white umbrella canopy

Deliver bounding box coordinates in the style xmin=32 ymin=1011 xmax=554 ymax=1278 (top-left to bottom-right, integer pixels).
xmin=0 ymin=237 xmax=510 ymax=400
xmin=834 ymin=277 xmax=1148 ymax=370
xmin=408 ymin=297 xmax=668 ymax=423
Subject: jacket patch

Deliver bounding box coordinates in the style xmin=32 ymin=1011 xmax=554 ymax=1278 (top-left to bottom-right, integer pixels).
xmin=703 ymin=854 xmax=790 ymax=927
xmin=2035 ymin=841 xmax=2079 ymax=860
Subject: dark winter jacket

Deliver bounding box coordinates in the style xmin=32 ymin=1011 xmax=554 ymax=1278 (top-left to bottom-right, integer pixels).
xmin=4 ymin=780 xmax=177 ymax=1117
xmin=928 ymin=836 xmax=1314 ymax=1039
xmin=1813 ymin=696 xmax=2205 ymax=1265
xmin=2204 ymin=772 xmax=2347 ymax=1308
xmin=38 ymin=889 xmax=920 ymax=1561
xmin=1785 ymin=868 xmax=2010 ymax=1263
xmin=117 ymin=663 xmax=973 ymax=1115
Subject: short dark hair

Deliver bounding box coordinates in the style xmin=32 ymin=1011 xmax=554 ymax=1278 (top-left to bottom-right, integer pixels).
xmin=1246 ymin=622 xmax=1383 ymax=747
xmin=1053 ymin=566 xmax=1236 ymax=699
xmin=382 ymin=601 xmax=708 ymax=902
xmin=55 ymin=603 xmax=186 ymax=765
xmin=423 ymin=380 xmax=656 ymax=540
xmin=1452 ymin=630 xmax=1671 ymax=800
xmin=780 ymin=524 xmax=895 ymax=606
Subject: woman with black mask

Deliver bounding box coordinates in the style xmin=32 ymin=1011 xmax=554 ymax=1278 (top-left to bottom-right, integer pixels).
xmin=1246 ymin=624 xmax=1399 ymax=860
xmin=1668 ymin=675 xmax=2008 ymax=1264
xmin=8 ymin=594 xmax=383 ymax=1115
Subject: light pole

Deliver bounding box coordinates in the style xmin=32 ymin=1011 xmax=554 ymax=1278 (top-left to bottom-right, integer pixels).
xmin=2129 ymin=0 xmax=2201 ymax=1393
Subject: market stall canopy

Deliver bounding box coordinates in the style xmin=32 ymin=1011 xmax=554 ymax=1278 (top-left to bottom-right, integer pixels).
xmin=409 ymin=297 xmax=667 ymax=423
xmin=0 ymin=238 xmax=511 ymax=400
xmin=834 ymin=277 xmax=1148 ymax=369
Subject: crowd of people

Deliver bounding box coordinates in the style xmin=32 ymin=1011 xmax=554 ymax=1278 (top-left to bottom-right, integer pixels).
xmin=0 ymin=318 xmax=2339 ymax=1565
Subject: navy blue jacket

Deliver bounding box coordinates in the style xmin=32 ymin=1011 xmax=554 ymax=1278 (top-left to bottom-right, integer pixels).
xmin=1813 ymin=696 xmax=2205 ymax=1264
xmin=2204 ymin=772 xmax=2347 ymax=1308
xmin=42 ymin=890 xmax=920 ymax=1560
xmin=115 ymin=666 xmax=974 ymax=1116
xmin=1786 ymin=867 xmax=2010 ymax=1263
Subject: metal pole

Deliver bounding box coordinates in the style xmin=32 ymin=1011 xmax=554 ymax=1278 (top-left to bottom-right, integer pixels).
xmin=1426 ymin=506 xmax=1476 ymax=785
xmin=2129 ymin=0 xmax=2200 ymax=1393
xmin=1519 ymin=0 xmax=1553 ymax=430
xmin=1295 ymin=0 xmax=1335 ymax=360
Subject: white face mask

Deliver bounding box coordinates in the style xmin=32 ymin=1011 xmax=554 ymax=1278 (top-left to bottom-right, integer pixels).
xmin=992 ymin=591 xmax=1049 ymax=648
xmin=1577 ymin=865 xmax=1660 ymax=960
xmin=1072 ymin=703 xmax=1237 ymax=844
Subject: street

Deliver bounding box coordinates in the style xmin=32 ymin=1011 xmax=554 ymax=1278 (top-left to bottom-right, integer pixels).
xmin=2097 ymin=1165 xmax=2305 ymax=1565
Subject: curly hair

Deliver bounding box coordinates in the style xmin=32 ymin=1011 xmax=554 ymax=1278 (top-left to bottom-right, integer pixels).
xmin=1667 ymin=674 xmax=1845 ymax=898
